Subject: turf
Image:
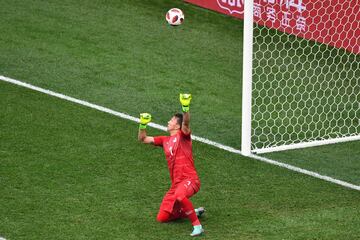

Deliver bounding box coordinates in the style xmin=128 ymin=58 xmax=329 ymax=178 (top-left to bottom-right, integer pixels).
xmin=0 ymin=0 xmax=243 ymax=148
xmin=264 ymin=140 xmax=360 ymax=185
xmin=1 ymin=0 xmax=360 ymax=239
xmin=1 ymin=80 xmax=360 ymax=240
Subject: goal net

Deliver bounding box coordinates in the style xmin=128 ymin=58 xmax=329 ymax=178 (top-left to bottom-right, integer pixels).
xmin=242 ymin=0 xmax=360 ymax=154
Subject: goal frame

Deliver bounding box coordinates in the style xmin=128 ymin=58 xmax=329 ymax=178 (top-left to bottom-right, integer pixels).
xmin=241 ymin=0 xmax=360 ymax=155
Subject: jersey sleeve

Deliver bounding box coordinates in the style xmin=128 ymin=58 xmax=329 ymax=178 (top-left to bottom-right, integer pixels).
xmin=153 ymin=136 xmax=166 ymax=146
xmin=180 ymin=130 xmax=191 ymax=141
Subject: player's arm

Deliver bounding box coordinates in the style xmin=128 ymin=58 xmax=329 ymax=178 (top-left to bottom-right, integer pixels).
xmin=180 ymin=94 xmax=192 ymax=135
xmin=138 ymin=113 xmax=155 ymax=144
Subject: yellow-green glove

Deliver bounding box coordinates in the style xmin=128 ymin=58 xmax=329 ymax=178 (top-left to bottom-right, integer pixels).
xmin=180 ymin=93 xmax=192 ymax=112
xmin=139 ymin=113 xmax=152 ymax=129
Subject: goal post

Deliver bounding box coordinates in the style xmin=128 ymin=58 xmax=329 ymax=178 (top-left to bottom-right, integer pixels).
xmin=243 ymin=0 xmax=360 ymax=154
xmin=241 ymin=0 xmax=254 ymax=156
xmin=184 ymin=0 xmax=359 ymax=154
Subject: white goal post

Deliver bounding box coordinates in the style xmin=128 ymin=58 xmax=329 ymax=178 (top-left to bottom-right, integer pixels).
xmin=241 ymin=0 xmax=360 ymax=155
xmin=241 ymin=0 xmax=254 ymax=156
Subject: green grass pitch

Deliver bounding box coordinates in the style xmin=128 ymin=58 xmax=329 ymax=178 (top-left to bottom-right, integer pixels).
xmin=1 ymin=0 xmax=360 ymax=239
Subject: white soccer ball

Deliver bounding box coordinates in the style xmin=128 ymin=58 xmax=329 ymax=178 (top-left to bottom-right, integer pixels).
xmin=166 ymin=8 xmax=184 ymax=26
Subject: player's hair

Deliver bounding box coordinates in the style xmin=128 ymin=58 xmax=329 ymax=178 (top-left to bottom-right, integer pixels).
xmin=173 ymin=113 xmax=183 ymax=129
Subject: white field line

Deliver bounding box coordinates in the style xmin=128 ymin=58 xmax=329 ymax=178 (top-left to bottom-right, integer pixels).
xmin=250 ymin=154 xmax=360 ymax=191
xmin=1 ymin=75 xmax=360 ymax=192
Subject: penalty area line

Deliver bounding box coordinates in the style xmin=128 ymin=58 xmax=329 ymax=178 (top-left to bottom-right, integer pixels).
xmin=1 ymin=75 xmax=359 ymax=192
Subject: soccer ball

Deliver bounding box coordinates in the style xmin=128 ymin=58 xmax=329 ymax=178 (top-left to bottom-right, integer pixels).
xmin=166 ymin=8 xmax=184 ymax=26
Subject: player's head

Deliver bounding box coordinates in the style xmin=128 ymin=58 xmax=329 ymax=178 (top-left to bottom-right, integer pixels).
xmin=167 ymin=113 xmax=183 ymax=132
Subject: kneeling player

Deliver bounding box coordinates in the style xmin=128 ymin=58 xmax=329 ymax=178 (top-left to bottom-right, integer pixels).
xmin=138 ymin=94 xmax=205 ymax=236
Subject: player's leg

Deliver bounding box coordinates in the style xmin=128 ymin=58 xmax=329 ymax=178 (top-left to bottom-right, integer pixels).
xmin=175 ymin=179 xmax=202 ymax=217
xmin=156 ymin=188 xmax=177 ymax=222
xmin=168 ymin=202 xmax=205 ymax=220
xmin=174 ymin=180 xmax=204 ymax=236
xmin=156 ymin=210 xmax=171 ymax=223
xmin=157 ymin=201 xmax=186 ymax=222
xmin=182 ymin=180 xmax=205 ymax=218
xmin=156 ymin=204 xmax=195 ymax=223
xmin=156 ymin=187 xmax=193 ymax=222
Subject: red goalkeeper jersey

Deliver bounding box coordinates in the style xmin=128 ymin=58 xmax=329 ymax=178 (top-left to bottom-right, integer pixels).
xmin=154 ymin=130 xmax=199 ymax=185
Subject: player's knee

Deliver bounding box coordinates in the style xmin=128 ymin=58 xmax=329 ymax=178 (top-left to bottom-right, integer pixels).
xmin=175 ymin=194 xmax=186 ymax=202
xmin=156 ymin=211 xmax=170 ymax=223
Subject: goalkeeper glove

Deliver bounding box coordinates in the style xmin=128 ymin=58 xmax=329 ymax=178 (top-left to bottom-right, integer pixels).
xmin=180 ymin=93 xmax=192 ymax=112
xmin=139 ymin=113 xmax=152 ymax=129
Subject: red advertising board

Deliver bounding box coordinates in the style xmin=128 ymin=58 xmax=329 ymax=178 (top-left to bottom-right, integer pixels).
xmin=184 ymin=0 xmax=360 ymax=54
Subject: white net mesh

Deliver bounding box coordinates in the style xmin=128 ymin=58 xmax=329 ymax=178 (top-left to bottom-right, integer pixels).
xmin=251 ymin=0 xmax=360 ymax=152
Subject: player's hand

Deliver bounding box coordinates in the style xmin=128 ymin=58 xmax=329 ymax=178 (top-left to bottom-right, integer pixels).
xmin=180 ymin=93 xmax=192 ymax=112
xmin=139 ymin=113 xmax=152 ymax=129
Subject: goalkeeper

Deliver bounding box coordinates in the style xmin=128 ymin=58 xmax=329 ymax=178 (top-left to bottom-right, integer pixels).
xmin=138 ymin=94 xmax=205 ymax=237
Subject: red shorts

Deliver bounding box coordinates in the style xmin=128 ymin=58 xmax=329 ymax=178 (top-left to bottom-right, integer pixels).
xmin=159 ymin=179 xmax=200 ymax=214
